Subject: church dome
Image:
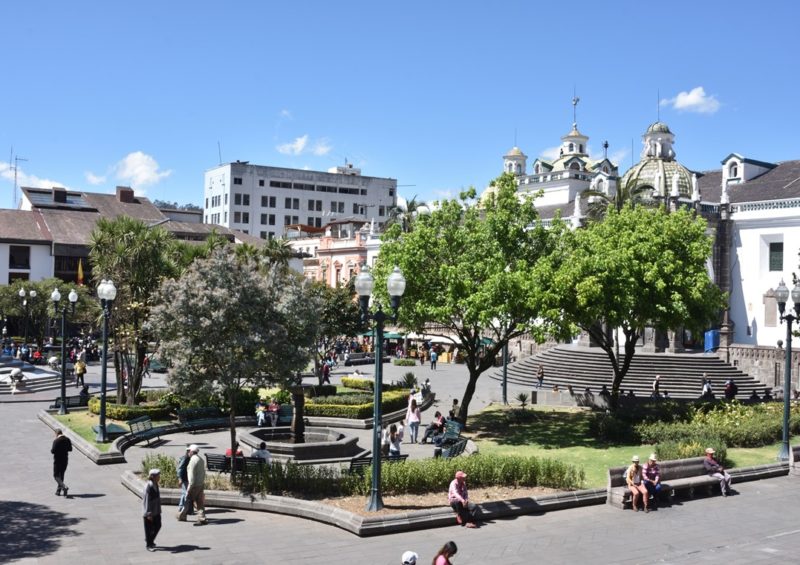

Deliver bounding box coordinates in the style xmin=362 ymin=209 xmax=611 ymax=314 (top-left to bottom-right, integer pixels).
xmin=646 ymin=121 xmax=673 ymax=134
xmin=620 ymin=159 xmax=693 ymax=198
xmin=505 ymin=146 xmax=524 ymax=157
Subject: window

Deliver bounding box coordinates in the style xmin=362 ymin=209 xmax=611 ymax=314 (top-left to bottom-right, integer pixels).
xmin=769 ymin=242 xmax=784 ymax=271
xmin=9 ymin=246 xmax=30 ymax=269
xmin=259 ymin=179 xmax=265 ymax=187
xmin=570 ymin=162 xmax=580 ymax=171
xmin=353 ymin=203 xmax=360 ymax=214
xmin=568 ymin=143 xmax=574 ymax=152
xmin=389 ymin=189 xmax=394 ymax=197
xmin=292 ymin=215 xmax=299 ymax=224
xmin=379 ymin=206 xmax=385 ymax=216
xmin=224 ymin=211 xmax=227 ymax=222
xmin=316 ymin=200 xmax=322 ymax=211
xmin=293 ymin=183 xmax=315 ymax=191
xmin=285 ymin=215 xmax=292 ymax=225
xmin=242 ymin=212 xmax=249 ymax=223
xmin=205 ymin=197 xmax=208 ymax=208
xmin=261 ymin=214 xmax=268 ymax=225
xmin=308 ymin=199 xmax=315 ymax=211
xmin=234 ymin=212 xmax=241 ymax=223
xmin=234 ymin=193 xmax=242 ymax=205
xmin=730 ymin=162 xmax=739 ymax=178
xmin=260 ymin=231 xmax=268 ymax=239
xmin=285 ymin=197 xmax=292 ymax=208
xmin=338 ymin=187 xmax=360 ymax=195
xmin=270 ymin=180 xmax=291 ymax=189
xmin=269 ymin=231 xmax=275 ymax=239
xmin=205 ymin=215 xmax=208 ymax=223
xmin=315 ymin=218 xmax=322 ymax=228
xmin=233 ymin=177 xmax=242 ymax=185
xmin=243 ymin=194 xmax=250 ymax=206
xmin=331 ymin=201 xmax=338 ymax=212
xmin=292 ymin=198 xmax=300 ymax=210
xmin=360 ymin=189 xmax=367 ymax=196
xmin=308 ymin=217 xmax=315 ymax=226
xmin=269 ymin=214 xmax=275 ymax=225
xmin=8 ymin=272 xmax=29 ymax=283
xmin=579 ymin=144 xmax=584 ymax=153
xmin=224 ymin=194 xmax=228 ymax=205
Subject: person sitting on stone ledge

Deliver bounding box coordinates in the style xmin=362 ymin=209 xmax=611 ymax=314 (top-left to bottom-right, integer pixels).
xmin=600 ymin=385 xmax=611 ymax=397
xmin=704 ymin=447 xmax=732 ymax=496
xmin=763 ymin=389 xmax=774 ymax=401
xmin=642 ymin=453 xmax=663 ymax=507
xmin=448 ymin=471 xmax=477 ymax=527
xmin=626 ymin=455 xmax=650 ymax=512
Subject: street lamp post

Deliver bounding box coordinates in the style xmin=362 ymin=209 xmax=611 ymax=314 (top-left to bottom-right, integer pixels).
xmin=354 ymin=265 xmax=406 ymax=512
xmin=51 ymin=288 xmax=78 ymax=415
xmin=18 ymin=288 xmax=37 ymax=348
xmin=773 ymin=279 xmax=800 ymax=461
xmin=95 ymin=279 xmax=117 ymax=442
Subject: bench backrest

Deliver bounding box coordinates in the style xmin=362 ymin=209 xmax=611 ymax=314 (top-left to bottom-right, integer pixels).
xmin=177 ymin=407 xmax=224 ymax=423
xmin=205 ymin=453 xmax=230 ymax=472
xmin=277 ymin=405 xmax=293 ymax=423
xmin=608 ymin=457 xmax=708 ymax=488
xmin=444 ymin=438 xmax=468 ymax=458
xmin=791 ymin=445 xmax=800 ymax=466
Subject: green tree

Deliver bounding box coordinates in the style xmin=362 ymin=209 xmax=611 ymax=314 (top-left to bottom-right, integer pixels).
xmin=385 ymin=195 xmax=428 ymax=233
xmin=581 ymin=177 xmax=651 ymax=222
xmin=374 ymin=173 xmax=571 ymax=424
xmin=309 ymin=279 xmax=365 ymax=384
xmin=541 ymin=205 xmax=725 ymax=410
xmin=150 ymin=247 xmax=320 ymax=468
xmin=88 ymin=216 xmax=178 ymax=404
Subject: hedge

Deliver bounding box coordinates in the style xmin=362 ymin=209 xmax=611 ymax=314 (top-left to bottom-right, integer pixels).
xmin=392 ymin=359 xmax=417 ymax=366
xmin=87 ymin=396 xmax=172 ymax=420
xmin=340 ymin=377 xmax=373 ymax=391
xmin=304 ymin=390 xmax=409 ymax=419
xmin=304 ymin=385 xmax=337 ymax=398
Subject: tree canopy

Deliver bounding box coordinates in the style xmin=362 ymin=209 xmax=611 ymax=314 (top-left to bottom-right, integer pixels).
xmin=373 ymin=173 xmax=571 ymax=423
xmin=150 ymin=247 xmax=320 ymax=458
xmin=540 ymin=204 xmax=725 ymax=408
xmin=309 ymin=279 xmax=365 ymax=383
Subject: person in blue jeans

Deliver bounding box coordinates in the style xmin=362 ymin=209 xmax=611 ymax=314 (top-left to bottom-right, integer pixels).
xmin=175 ymin=447 xmax=193 ymax=517
xmin=642 ymin=453 xmax=663 ymax=507
xmin=430 ymin=350 xmax=438 ymax=370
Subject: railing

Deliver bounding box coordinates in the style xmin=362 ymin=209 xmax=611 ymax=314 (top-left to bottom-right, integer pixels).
xmin=732 ymin=198 xmax=800 ymax=213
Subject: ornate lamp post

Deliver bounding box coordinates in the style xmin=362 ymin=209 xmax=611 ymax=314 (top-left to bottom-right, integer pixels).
xmin=773 ymin=279 xmax=800 ymax=461
xmin=95 ymin=279 xmax=117 ymax=442
xmin=354 ymin=265 xmax=406 ymax=512
xmin=51 ymin=288 xmax=79 ymax=415
xmin=18 ymin=288 xmax=37 ymax=348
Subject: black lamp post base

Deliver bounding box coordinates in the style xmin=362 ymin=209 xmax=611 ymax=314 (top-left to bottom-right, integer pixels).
xmin=366 ymin=491 xmax=384 ymax=512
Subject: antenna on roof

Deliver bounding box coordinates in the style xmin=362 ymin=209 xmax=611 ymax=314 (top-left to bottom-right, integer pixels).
xmin=572 ymin=86 xmax=580 ymax=127
xmin=657 ymin=89 xmax=660 ymax=121
xmin=217 ymin=141 xmax=223 ymax=166
xmin=514 ymin=128 xmax=517 ymax=147
xmin=9 ymin=147 xmax=28 ymax=209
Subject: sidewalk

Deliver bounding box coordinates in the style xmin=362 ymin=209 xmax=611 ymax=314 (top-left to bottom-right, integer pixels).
xmin=2 ymin=360 xmax=798 ymax=563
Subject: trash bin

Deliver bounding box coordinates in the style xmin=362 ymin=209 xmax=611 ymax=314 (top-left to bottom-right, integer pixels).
xmin=704 ymin=330 xmax=720 ymax=352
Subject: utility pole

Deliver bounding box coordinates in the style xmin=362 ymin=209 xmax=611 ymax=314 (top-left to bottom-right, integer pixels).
xmin=9 ymin=148 xmax=28 ymax=209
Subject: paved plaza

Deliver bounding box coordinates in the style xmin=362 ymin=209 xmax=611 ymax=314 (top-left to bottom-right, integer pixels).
xmin=1 ymin=360 xmax=799 ymax=564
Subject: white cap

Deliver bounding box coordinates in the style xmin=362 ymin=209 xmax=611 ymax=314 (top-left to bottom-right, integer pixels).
xmin=401 ymin=551 xmax=418 ymax=565
xmin=189 ymin=444 xmax=199 ymax=453
xmin=148 ymin=468 xmax=160 ymax=477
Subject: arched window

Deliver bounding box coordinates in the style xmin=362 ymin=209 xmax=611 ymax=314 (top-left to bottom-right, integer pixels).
xmin=516 ymin=164 xmax=521 ymax=174
xmin=570 ymin=162 xmax=580 ymax=171
xmin=534 ymin=164 xmax=540 ymax=174
xmin=729 ymin=162 xmax=739 ymax=178
xmin=568 ymin=143 xmax=574 ymax=152
xmin=602 ymin=166 xmax=609 ymax=174
xmin=579 ymin=144 xmax=584 ymax=153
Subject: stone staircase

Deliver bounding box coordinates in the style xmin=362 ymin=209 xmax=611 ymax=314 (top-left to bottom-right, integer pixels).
xmin=490 ymin=345 xmax=766 ymax=399
xmin=0 ymin=357 xmax=65 ymax=395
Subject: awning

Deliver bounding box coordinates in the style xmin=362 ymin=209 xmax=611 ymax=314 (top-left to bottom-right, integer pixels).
xmin=360 ymin=330 xmax=405 ymax=339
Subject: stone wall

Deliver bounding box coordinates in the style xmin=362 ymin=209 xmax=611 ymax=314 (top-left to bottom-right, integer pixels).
xmin=722 ymin=344 xmax=800 ymax=391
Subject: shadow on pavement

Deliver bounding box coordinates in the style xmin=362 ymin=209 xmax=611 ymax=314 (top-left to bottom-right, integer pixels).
xmin=0 ymin=500 xmax=84 ymax=561
xmin=200 ymin=518 xmax=244 ymax=526
xmin=158 ymin=544 xmax=211 ymax=554
xmin=66 ymin=493 xmax=106 ymax=499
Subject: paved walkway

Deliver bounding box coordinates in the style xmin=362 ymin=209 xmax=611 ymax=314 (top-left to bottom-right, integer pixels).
xmin=2 ymin=360 xmax=798 ymax=563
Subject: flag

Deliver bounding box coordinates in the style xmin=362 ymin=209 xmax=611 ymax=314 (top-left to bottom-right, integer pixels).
xmin=77 ymin=258 xmax=84 ymax=286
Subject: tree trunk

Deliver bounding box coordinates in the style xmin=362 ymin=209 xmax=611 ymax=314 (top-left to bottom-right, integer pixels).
xmin=456 ymin=366 xmax=482 ymax=429
xmin=113 ymin=350 xmax=126 ymax=405
xmin=291 ymin=387 xmax=305 ymax=444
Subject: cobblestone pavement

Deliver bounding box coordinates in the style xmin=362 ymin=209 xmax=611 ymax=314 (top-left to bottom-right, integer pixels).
xmin=2 ymin=360 xmax=798 ymax=564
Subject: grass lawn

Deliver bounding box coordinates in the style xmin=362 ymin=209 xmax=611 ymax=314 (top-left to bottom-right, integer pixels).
xmin=52 ymin=411 xmax=172 ymax=452
xmin=469 ymin=405 xmax=798 ymax=489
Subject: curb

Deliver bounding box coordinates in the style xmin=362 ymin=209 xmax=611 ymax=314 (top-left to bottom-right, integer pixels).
xmin=120 ymin=470 xmax=607 ymax=537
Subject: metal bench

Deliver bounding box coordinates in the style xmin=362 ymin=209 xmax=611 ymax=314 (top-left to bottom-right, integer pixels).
xmin=348 ymin=454 xmax=408 ymax=475
xmin=205 ymin=453 xmax=230 ymax=473
xmin=126 ymin=415 xmax=161 ymax=446
xmin=277 ymin=405 xmax=293 ymax=426
xmin=49 ymin=395 xmax=89 ymax=410
xmin=177 ymin=407 xmax=225 ymax=431
xmin=443 ymin=437 xmax=468 ymax=459
xmin=205 ymin=453 xmax=266 ymax=475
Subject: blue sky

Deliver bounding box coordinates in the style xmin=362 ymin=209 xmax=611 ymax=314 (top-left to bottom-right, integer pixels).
xmin=1 ymin=0 xmax=798 ymax=209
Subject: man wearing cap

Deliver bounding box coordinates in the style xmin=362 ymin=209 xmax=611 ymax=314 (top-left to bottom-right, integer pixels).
xmin=179 ymin=445 xmax=207 ymax=523
xmin=448 ymin=470 xmax=477 ymax=527
xmin=642 ymin=453 xmax=663 ymax=507
xmin=401 ymin=550 xmax=418 ymax=564
xmin=142 ymin=469 xmax=162 ymax=551
xmin=626 ymin=455 xmax=649 ymax=512
xmin=703 ymin=447 xmax=732 ymax=496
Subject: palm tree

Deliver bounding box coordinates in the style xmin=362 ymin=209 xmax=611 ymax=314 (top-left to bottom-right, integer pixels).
xmin=386 ymin=195 xmax=428 ymax=233
xmin=581 ymin=177 xmax=651 ymax=223
xmin=261 ymin=238 xmax=296 ymax=267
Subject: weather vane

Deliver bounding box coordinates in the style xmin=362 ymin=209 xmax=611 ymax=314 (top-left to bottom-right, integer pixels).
xmin=572 ymin=88 xmax=580 ymax=126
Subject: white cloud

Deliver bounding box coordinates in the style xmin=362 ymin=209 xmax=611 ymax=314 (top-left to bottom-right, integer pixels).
xmin=279 ymin=109 xmax=292 ymax=119
xmin=540 ymin=146 xmax=561 ymax=161
xmin=0 ymin=161 xmax=68 ymax=189
xmin=609 ymin=149 xmax=629 ymax=167
xmin=85 ymin=171 xmax=106 ymax=185
xmin=277 ymin=135 xmax=309 ymax=156
xmin=113 ymin=151 xmax=171 ymax=189
xmin=312 ymin=138 xmax=332 ymax=156
xmin=661 ymin=86 xmax=720 ymax=114
xmin=276 ymin=134 xmax=333 ymax=157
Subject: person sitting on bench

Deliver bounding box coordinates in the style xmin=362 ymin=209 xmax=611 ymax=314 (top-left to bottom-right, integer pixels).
xmin=642 ymin=453 xmax=662 ymax=507
xmin=703 ymin=447 xmax=732 ymax=496
xmin=626 ymin=455 xmax=649 ymax=512
xmin=420 ymin=411 xmax=445 ymax=444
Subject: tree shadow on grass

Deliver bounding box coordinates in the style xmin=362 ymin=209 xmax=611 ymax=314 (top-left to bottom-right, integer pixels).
xmin=0 ymin=500 xmax=84 ymax=561
xmin=470 ymin=409 xmax=610 ymax=449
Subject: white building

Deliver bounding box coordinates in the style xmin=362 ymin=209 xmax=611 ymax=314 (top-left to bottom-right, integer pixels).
xmin=203 ymin=161 xmax=397 ymax=239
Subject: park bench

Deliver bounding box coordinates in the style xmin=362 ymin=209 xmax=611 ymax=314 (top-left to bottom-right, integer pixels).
xmin=177 ymin=407 xmax=225 ymax=431
xmin=443 ymin=437 xmax=468 ymax=459
xmin=344 ymin=352 xmax=373 ymax=366
xmin=277 ymin=404 xmax=293 ymax=426
xmin=205 ymin=453 xmax=266 ymax=475
xmin=607 ymin=457 xmax=738 ymax=509
xmin=49 ymin=395 xmax=89 ymax=410
xmin=348 ymin=454 xmax=409 ymax=475
xmin=126 ymin=415 xmax=161 ymax=446
xmin=439 ymin=419 xmax=463 ymax=445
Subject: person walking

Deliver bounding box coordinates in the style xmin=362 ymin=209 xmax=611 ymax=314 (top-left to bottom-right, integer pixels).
xmin=536 ymin=364 xmax=545 ymax=389
xmin=178 ymin=444 xmax=207 ymax=524
xmin=51 ymin=429 xmax=72 ymax=496
xmin=432 ymin=541 xmax=458 ymax=564
xmin=430 ymin=349 xmax=438 ymax=370
xmin=406 ymin=398 xmax=421 ymax=443
xmin=175 ymin=447 xmax=192 ymax=517
xmin=74 ymin=358 xmax=86 ymax=387
xmin=142 ymin=468 xmax=162 ymax=551
xmin=651 ymin=375 xmax=661 ymax=398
